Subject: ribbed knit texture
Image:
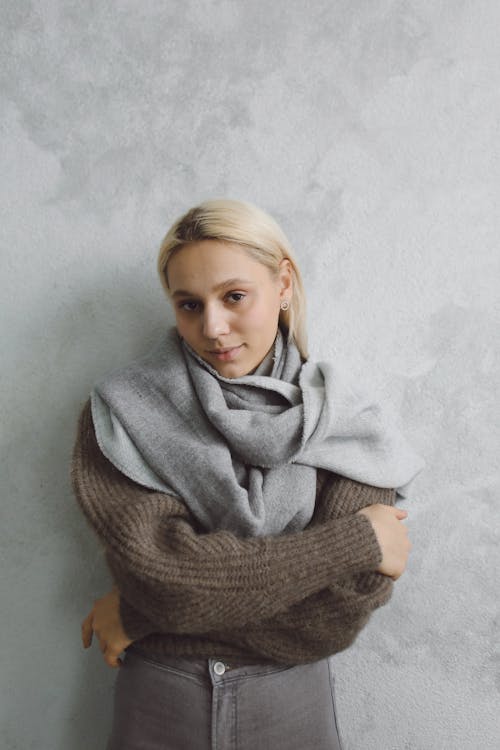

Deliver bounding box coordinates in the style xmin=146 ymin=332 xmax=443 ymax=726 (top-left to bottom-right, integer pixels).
xmin=71 ymin=399 xmax=397 ymax=666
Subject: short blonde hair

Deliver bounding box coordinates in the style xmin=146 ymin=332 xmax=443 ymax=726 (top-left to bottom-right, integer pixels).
xmin=157 ymin=198 xmax=309 ymax=359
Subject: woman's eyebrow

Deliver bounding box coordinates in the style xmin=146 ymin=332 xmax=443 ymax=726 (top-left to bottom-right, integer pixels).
xmin=171 ymin=278 xmax=256 ymax=298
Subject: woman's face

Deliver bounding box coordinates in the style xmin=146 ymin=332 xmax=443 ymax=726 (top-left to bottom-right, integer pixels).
xmin=166 ymin=239 xmax=293 ymax=378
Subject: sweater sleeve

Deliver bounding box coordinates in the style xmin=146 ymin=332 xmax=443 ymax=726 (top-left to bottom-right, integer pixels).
xmin=71 ymin=399 xmax=386 ymax=640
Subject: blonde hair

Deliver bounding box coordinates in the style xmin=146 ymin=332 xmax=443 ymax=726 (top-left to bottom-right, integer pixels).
xmin=157 ymin=198 xmax=309 ymax=359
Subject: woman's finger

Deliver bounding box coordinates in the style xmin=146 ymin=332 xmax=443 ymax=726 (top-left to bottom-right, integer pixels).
xmin=104 ymin=646 xmax=122 ymax=669
xmin=81 ymin=612 xmax=94 ymax=648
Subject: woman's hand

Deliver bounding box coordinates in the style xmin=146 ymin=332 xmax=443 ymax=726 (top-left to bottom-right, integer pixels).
xmin=81 ymin=586 xmax=133 ymax=668
xmin=356 ymin=504 xmax=412 ymax=581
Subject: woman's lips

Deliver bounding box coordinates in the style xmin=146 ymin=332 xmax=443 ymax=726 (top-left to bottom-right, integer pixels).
xmin=210 ymin=345 xmax=243 ymax=361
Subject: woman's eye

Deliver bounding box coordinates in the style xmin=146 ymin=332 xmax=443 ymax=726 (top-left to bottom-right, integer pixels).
xmin=178 ymin=293 xmax=245 ymax=312
xmin=179 ymin=301 xmax=199 ymax=312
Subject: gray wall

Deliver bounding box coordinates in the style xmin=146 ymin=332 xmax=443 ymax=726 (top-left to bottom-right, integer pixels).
xmin=2 ymin=2 xmax=499 ymax=748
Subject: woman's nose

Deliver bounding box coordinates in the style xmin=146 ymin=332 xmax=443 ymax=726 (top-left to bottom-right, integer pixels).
xmin=202 ymin=302 xmax=230 ymax=339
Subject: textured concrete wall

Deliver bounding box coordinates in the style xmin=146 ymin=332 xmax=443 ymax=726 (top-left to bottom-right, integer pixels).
xmin=1 ymin=2 xmax=499 ymax=748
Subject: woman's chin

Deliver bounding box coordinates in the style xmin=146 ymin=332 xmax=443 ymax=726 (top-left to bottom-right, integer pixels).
xmin=214 ymin=358 xmax=258 ymax=379
xmin=214 ymin=362 xmax=246 ymax=378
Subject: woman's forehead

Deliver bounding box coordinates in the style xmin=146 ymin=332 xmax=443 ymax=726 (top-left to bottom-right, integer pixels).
xmin=168 ymin=241 xmax=271 ymax=289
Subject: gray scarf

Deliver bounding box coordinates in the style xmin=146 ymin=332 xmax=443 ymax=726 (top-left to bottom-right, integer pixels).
xmin=90 ymin=325 xmax=425 ymax=537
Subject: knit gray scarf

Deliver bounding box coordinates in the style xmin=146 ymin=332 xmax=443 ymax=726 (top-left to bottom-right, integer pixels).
xmin=90 ymin=325 xmax=425 ymax=537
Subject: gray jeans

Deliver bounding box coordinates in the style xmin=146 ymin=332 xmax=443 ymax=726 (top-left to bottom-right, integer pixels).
xmin=106 ymin=645 xmax=344 ymax=749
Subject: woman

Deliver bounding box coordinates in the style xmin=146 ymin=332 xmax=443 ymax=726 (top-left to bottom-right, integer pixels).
xmin=72 ymin=198 xmax=424 ymax=749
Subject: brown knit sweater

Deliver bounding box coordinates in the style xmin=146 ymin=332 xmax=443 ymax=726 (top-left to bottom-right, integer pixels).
xmin=71 ymin=398 xmax=396 ymax=666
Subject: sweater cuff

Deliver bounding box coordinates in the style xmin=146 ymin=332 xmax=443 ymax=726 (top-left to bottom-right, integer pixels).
xmin=328 ymin=513 xmax=383 ymax=576
xmin=119 ymin=595 xmax=157 ymax=642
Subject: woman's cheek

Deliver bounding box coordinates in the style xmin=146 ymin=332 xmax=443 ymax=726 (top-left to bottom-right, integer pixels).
xmin=174 ymin=316 xmax=196 ymax=342
xmin=241 ymin=297 xmax=271 ymax=326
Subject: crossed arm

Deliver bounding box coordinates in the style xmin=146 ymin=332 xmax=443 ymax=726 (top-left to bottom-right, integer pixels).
xmin=72 ymin=399 xmax=395 ymax=668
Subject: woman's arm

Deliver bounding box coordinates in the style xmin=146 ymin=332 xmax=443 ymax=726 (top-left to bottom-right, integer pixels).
xmin=71 ymin=399 xmax=388 ymax=639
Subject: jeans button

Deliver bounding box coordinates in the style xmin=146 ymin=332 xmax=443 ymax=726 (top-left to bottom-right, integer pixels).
xmin=213 ymin=661 xmax=226 ymax=675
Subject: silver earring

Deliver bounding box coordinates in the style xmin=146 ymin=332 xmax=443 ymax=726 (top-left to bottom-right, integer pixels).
xmin=280 ymin=300 xmax=289 ymax=311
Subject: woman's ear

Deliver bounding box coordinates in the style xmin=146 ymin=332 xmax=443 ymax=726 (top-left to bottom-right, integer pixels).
xmin=278 ymin=258 xmax=293 ymax=298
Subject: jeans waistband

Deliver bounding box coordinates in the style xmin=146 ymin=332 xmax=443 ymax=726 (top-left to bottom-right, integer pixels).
xmin=127 ymin=644 xmax=295 ymax=678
